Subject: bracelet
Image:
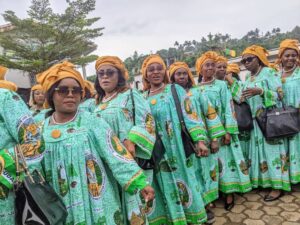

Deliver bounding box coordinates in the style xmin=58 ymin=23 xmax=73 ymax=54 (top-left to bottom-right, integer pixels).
xmin=259 ymin=88 xmax=264 ymax=96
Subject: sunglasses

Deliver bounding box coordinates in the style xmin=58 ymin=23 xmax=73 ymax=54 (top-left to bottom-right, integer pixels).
xmin=54 ymin=86 xmax=83 ymax=97
xmin=97 ymin=70 xmax=118 ymax=78
xmin=241 ymin=56 xmax=256 ymax=65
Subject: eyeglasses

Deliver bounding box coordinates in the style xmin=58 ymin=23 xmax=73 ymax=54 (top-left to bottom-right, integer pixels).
xmin=54 ymin=86 xmax=83 ymax=97
xmin=147 ymin=65 xmax=164 ymax=74
xmin=97 ymin=70 xmax=118 ymax=78
xmin=241 ymin=56 xmax=256 ymax=65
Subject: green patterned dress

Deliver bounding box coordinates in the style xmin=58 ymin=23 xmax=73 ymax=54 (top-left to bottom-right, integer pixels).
xmin=79 ymin=98 xmax=97 ymax=113
xmin=32 ymin=108 xmax=50 ymax=124
xmin=0 ymin=88 xmax=42 ymax=224
xmin=188 ymin=86 xmax=226 ymax=205
xmin=281 ymin=67 xmax=300 ymax=184
xmin=242 ymin=67 xmax=290 ymax=191
xmin=42 ymin=110 xmax=149 ymax=225
xmin=94 ymin=89 xmax=156 ymax=224
xmin=146 ymin=84 xmax=207 ymax=225
xmin=199 ymin=79 xmax=251 ymax=194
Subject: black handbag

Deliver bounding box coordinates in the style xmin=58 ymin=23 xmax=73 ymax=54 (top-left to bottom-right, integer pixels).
xmin=14 ymin=145 xmax=68 ymax=225
xmin=255 ymin=80 xmax=300 ymax=140
xmin=171 ymin=84 xmax=196 ymax=158
xmin=130 ymin=89 xmax=166 ymax=170
xmin=233 ymin=101 xmax=254 ymax=132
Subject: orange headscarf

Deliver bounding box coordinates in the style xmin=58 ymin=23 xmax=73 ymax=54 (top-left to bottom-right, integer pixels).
xmin=141 ymin=54 xmax=169 ymax=91
xmin=31 ymin=84 xmax=43 ymax=92
xmin=37 ymin=61 xmax=85 ymax=94
xmin=226 ymin=63 xmax=240 ymax=74
xmin=216 ymin=55 xmax=228 ymax=64
xmin=242 ymin=45 xmax=269 ymax=67
xmin=269 ymin=62 xmax=280 ymax=72
xmin=0 ymin=80 xmax=18 ymax=92
xmin=95 ymin=56 xmax=129 ymax=80
xmin=0 ymin=66 xmax=8 ymax=80
xmin=168 ymin=62 xmax=195 ymax=86
xmin=84 ymin=80 xmax=95 ymax=95
xmin=195 ymin=51 xmax=218 ymax=76
xmin=278 ymin=39 xmax=300 ymax=58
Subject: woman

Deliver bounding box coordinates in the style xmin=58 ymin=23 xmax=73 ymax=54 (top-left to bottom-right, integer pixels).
xmin=93 ymin=56 xmax=156 ymax=224
xmin=79 ymin=80 xmax=96 ymax=112
xmin=29 ymin=84 xmax=49 ymax=123
xmin=215 ymin=55 xmax=228 ymax=80
xmin=0 ymin=67 xmax=42 ymax=224
xmin=240 ymin=45 xmax=289 ymax=201
xmin=142 ymin=54 xmax=208 ymax=224
xmin=277 ymin=39 xmax=300 ymax=185
xmin=196 ymin=51 xmax=251 ymax=210
xmin=37 ymin=61 xmax=155 ymax=225
xmin=169 ymin=61 xmax=225 ymax=223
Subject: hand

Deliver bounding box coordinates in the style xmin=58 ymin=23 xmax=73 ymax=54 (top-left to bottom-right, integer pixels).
xmin=140 ymin=185 xmax=155 ymax=203
xmin=123 ymin=139 xmax=136 ymax=157
xmin=210 ymin=139 xmax=219 ymax=153
xmin=222 ymin=133 xmax=231 ymax=146
xmin=242 ymin=88 xmax=263 ymax=99
xmin=225 ymin=73 xmax=234 ymax=85
xmin=196 ymin=141 xmax=209 ymax=157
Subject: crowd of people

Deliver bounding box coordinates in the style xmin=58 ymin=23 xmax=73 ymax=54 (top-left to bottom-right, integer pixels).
xmin=0 ymin=38 xmax=299 ymax=225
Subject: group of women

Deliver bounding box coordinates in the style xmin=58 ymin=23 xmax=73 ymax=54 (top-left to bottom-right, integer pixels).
xmin=0 ymin=38 xmax=299 ymax=225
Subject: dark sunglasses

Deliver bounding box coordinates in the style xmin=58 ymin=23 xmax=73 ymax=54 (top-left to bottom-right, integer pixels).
xmin=97 ymin=70 xmax=118 ymax=78
xmin=54 ymin=86 xmax=83 ymax=97
xmin=241 ymin=56 xmax=256 ymax=65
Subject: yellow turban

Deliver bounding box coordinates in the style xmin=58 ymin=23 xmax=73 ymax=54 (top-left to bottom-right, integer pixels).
xmin=226 ymin=63 xmax=240 ymax=74
xmin=37 ymin=61 xmax=85 ymax=94
xmin=0 ymin=80 xmax=18 ymax=92
xmin=84 ymin=80 xmax=95 ymax=95
xmin=195 ymin=51 xmax=218 ymax=75
xmin=242 ymin=45 xmax=269 ymax=67
xmin=168 ymin=62 xmax=195 ymax=86
xmin=216 ymin=55 xmax=228 ymax=64
xmin=31 ymin=84 xmax=43 ymax=92
xmin=0 ymin=66 xmax=8 ymax=80
xmin=141 ymin=54 xmax=169 ymax=91
xmin=278 ymin=39 xmax=300 ymax=58
xmin=95 ymin=56 xmax=129 ymax=80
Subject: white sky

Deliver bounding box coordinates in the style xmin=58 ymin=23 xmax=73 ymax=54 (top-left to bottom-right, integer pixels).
xmin=1 ymin=0 xmax=300 ymax=76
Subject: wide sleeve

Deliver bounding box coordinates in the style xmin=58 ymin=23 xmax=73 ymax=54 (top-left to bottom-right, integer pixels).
xmin=261 ymin=73 xmax=282 ymax=108
xmin=219 ymin=82 xmax=239 ymax=134
xmin=175 ymin=85 xmax=207 ymax=142
xmin=89 ymin=116 xmax=148 ymax=194
xmin=229 ymin=78 xmax=244 ymax=103
xmin=125 ymin=89 xmax=156 ymax=159
xmin=198 ymin=91 xmax=226 ymax=139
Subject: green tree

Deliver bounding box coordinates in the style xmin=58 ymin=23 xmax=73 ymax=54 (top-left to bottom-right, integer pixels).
xmin=0 ymin=0 xmax=103 ymax=83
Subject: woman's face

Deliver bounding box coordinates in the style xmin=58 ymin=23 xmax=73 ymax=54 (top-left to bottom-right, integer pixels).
xmin=146 ymin=63 xmax=166 ymax=86
xmin=173 ymin=68 xmax=189 ymax=88
xmin=281 ymin=49 xmax=298 ymax=69
xmin=215 ymin=62 xmax=227 ymax=80
xmin=33 ymin=90 xmax=45 ymax=106
xmin=241 ymin=54 xmax=260 ymax=73
xmin=53 ymin=78 xmax=82 ymax=114
xmin=201 ymin=59 xmax=216 ymax=79
xmin=97 ymin=65 xmax=119 ymax=93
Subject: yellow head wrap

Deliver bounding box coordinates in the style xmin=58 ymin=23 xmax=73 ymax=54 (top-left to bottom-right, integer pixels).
xmin=216 ymin=55 xmax=228 ymax=64
xmin=195 ymin=51 xmax=218 ymax=76
xmin=0 ymin=66 xmax=8 ymax=80
xmin=226 ymin=63 xmax=240 ymax=74
xmin=242 ymin=45 xmax=269 ymax=67
xmin=31 ymin=84 xmax=43 ymax=92
xmin=84 ymin=80 xmax=95 ymax=95
xmin=168 ymin=62 xmax=195 ymax=86
xmin=269 ymin=62 xmax=280 ymax=72
xmin=95 ymin=56 xmax=129 ymax=80
xmin=141 ymin=54 xmax=169 ymax=91
xmin=0 ymin=80 xmax=18 ymax=92
xmin=278 ymin=39 xmax=300 ymax=58
xmin=37 ymin=61 xmax=85 ymax=94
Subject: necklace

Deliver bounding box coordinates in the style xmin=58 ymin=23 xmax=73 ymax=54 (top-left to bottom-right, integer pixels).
xmin=201 ymin=78 xmax=215 ymax=85
xmin=52 ymin=110 xmax=78 ymax=125
xmin=282 ymin=65 xmax=296 ymax=73
xmin=102 ymin=91 xmax=118 ymax=103
xmin=150 ymin=84 xmax=165 ymax=93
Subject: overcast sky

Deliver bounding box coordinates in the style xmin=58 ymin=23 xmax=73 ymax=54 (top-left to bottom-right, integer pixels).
xmin=1 ymin=0 xmax=300 ymax=76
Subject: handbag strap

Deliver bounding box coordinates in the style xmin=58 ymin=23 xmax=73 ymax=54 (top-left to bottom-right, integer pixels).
xmin=14 ymin=145 xmax=34 ymax=183
xmin=130 ymin=89 xmax=136 ymax=126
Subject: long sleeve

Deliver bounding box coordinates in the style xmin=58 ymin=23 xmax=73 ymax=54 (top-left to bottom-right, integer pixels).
xmin=229 ymin=79 xmax=244 ymax=103
xmin=261 ymin=73 xmax=282 ymax=108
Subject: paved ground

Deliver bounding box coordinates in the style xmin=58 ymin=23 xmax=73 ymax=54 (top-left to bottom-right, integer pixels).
xmin=210 ymin=187 xmax=300 ymax=225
